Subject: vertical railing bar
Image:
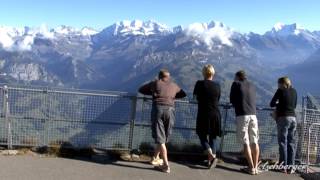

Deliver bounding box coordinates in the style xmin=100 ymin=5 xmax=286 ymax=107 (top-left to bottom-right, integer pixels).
xmin=45 ymin=86 xmax=50 ymax=147
xmin=299 ymin=96 xmax=306 ymax=160
xmin=136 ymin=98 xmax=147 ymax=152
xmin=128 ymin=96 xmax=137 ymax=150
xmin=3 ymin=86 xmax=12 ymax=150
xmin=1 ymin=86 xmax=7 ymax=148
xmin=307 ymin=123 xmax=312 ymax=173
xmin=219 ymin=105 xmax=229 ymax=158
xmin=302 ymin=96 xmax=308 ymax=164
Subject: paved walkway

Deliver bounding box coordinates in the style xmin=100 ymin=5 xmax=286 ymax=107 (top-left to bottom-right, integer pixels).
xmin=0 ymin=155 xmax=305 ymax=180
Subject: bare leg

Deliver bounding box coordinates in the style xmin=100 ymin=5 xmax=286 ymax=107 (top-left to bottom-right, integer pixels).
xmin=153 ymin=143 xmax=170 ymax=173
xmin=159 ymin=143 xmax=169 ymax=166
xmin=243 ymin=144 xmax=254 ymax=169
xmin=154 ymin=147 xmax=161 ymax=159
xmin=150 ymin=145 xmax=163 ymax=166
xmin=251 ymin=143 xmax=260 ymax=169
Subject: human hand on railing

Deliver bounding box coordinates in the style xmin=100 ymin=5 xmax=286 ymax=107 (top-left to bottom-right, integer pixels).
xmin=188 ymin=95 xmax=198 ymax=104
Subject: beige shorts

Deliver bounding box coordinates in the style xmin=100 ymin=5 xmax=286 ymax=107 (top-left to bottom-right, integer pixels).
xmin=236 ymin=115 xmax=259 ymax=145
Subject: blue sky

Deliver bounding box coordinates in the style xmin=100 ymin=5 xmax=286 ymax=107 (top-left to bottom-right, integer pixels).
xmin=0 ymin=0 xmax=319 ymax=33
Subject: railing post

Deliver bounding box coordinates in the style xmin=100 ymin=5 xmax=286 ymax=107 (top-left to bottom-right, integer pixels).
xmin=219 ymin=104 xmax=230 ymax=158
xmin=3 ymin=86 xmax=12 ymax=150
xmin=306 ymin=123 xmax=312 ymax=173
xmin=301 ymin=96 xmax=308 ymax=165
xmin=128 ymin=96 xmax=137 ymax=150
xmin=44 ymin=87 xmax=50 ymax=147
xmin=296 ymin=96 xmax=305 ymax=163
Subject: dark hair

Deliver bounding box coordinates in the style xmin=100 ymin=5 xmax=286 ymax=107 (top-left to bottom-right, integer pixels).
xmin=235 ymin=70 xmax=247 ymax=81
xmin=158 ymin=69 xmax=170 ymax=79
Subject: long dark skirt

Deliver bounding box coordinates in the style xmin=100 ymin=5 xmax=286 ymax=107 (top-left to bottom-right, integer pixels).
xmin=196 ymin=109 xmax=222 ymax=138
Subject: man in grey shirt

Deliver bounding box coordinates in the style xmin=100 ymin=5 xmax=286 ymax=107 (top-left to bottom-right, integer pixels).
xmin=230 ymin=70 xmax=260 ymax=175
xmin=139 ymin=69 xmax=186 ymax=173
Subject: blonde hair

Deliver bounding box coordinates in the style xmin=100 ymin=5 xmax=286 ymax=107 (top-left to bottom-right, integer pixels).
xmin=278 ymin=76 xmax=292 ymax=88
xmin=202 ymin=64 xmax=215 ymax=79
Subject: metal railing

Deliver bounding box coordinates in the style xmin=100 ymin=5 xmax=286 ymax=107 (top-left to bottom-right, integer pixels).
xmin=0 ymin=85 xmax=318 ymax=165
xmin=307 ymin=122 xmax=320 ymax=171
xmin=301 ymin=95 xmax=320 ymax=173
xmin=0 ymin=85 xmax=135 ymax=150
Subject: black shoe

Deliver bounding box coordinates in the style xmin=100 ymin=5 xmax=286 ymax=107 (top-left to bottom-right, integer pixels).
xmin=240 ymin=167 xmax=255 ymax=175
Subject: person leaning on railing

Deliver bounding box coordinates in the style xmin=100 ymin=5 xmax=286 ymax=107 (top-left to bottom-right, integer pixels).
xmin=193 ymin=64 xmax=221 ymax=169
xmin=230 ymin=70 xmax=260 ymax=175
xmin=138 ymin=69 xmax=186 ymax=173
xmin=270 ymin=77 xmax=297 ymax=174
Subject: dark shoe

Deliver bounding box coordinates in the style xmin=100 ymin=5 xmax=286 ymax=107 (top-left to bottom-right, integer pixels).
xmin=274 ymin=168 xmax=287 ymax=174
xmin=240 ymin=167 xmax=255 ymax=175
xmin=154 ymin=165 xmax=170 ymax=173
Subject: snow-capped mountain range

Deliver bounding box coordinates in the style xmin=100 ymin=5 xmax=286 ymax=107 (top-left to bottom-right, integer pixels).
xmin=0 ymin=20 xmax=240 ymax=51
xmin=1 ymin=20 xmax=320 ymax=50
xmin=0 ymin=24 xmax=98 ymax=51
xmin=0 ymin=20 xmax=319 ymax=102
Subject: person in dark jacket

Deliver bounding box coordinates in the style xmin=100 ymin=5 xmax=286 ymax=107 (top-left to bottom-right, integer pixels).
xmin=230 ymin=70 xmax=260 ymax=175
xmin=193 ymin=64 xmax=221 ymax=169
xmin=270 ymin=77 xmax=297 ymax=174
xmin=138 ymin=69 xmax=186 ymax=173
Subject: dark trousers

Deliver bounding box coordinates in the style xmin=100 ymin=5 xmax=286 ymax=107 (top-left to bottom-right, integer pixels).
xmin=277 ymin=116 xmax=297 ymax=166
xmin=198 ymin=134 xmax=217 ymax=154
xmin=151 ymin=104 xmax=175 ymax=144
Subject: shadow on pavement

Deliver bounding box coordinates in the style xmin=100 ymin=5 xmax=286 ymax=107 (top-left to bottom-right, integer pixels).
xmin=301 ymin=172 xmax=320 ymax=180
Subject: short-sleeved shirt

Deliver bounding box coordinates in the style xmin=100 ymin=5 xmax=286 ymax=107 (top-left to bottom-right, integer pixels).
xmin=139 ymin=79 xmax=182 ymax=106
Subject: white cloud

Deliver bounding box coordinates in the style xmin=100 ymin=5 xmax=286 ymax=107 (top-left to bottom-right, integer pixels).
xmin=17 ymin=35 xmax=35 ymax=51
xmin=0 ymin=27 xmax=15 ymax=49
xmin=0 ymin=24 xmax=56 ymax=51
xmin=184 ymin=22 xmax=234 ymax=47
xmin=39 ymin=24 xmax=55 ymax=39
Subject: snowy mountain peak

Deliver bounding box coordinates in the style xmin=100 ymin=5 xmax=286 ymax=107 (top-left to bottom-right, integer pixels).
xmin=106 ymin=20 xmax=171 ymax=36
xmin=208 ymin=21 xmax=228 ymax=29
xmin=53 ymin=25 xmax=97 ymax=36
xmin=54 ymin=25 xmax=77 ymax=35
xmin=0 ymin=24 xmax=97 ymax=51
xmin=268 ymin=23 xmax=305 ymax=36
xmin=81 ymin=27 xmax=98 ymax=36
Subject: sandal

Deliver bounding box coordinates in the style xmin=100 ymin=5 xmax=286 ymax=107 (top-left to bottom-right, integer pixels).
xmin=155 ymin=164 xmax=170 ymax=173
xmin=208 ymin=158 xmax=218 ymax=169
xmin=150 ymin=157 xmax=163 ymax=166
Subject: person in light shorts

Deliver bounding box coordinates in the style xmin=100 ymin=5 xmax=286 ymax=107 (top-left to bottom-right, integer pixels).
xmin=236 ymin=115 xmax=259 ymax=145
xmin=230 ymin=70 xmax=260 ymax=175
